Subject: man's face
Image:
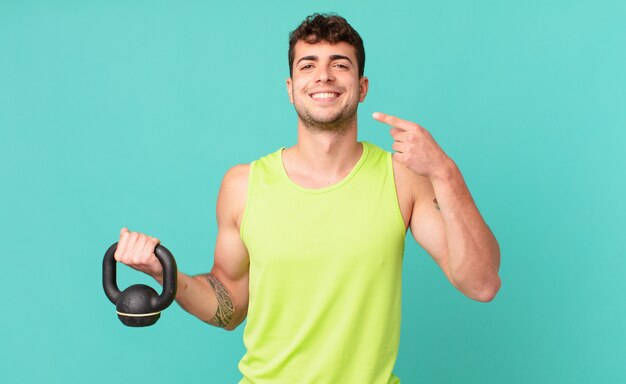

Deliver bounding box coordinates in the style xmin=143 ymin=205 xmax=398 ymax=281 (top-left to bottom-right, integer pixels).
xmin=287 ymin=40 xmax=368 ymax=132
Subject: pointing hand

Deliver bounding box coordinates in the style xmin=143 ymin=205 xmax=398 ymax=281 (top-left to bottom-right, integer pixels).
xmin=373 ymin=112 xmax=452 ymax=180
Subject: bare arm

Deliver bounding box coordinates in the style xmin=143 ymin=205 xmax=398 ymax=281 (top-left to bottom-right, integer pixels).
xmin=374 ymin=112 xmax=501 ymax=302
xmin=174 ymin=163 xmax=251 ymax=330
xmin=409 ymin=161 xmax=501 ymax=302
xmin=115 ymin=164 xmax=251 ymax=330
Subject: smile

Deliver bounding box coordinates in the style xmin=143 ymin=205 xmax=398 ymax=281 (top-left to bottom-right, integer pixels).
xmin=310 ymin=92 xmax=341 ymax=100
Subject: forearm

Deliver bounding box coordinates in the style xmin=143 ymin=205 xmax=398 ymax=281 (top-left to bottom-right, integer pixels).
xmin=431 ymin=159 xmax=501 ymax=301
xmin=155 ymin=271 xmax=239 ymax=330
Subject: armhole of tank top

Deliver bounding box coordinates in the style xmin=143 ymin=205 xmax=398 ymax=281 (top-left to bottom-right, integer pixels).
xmin=239 ymin=160 xmax=255 ymax=243
xmin=387 ymin=153 xmax=407 ymax=239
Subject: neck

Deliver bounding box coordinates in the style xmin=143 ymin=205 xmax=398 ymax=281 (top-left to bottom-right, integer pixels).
xmin=284 ymin=117 xmax=362 ymax=180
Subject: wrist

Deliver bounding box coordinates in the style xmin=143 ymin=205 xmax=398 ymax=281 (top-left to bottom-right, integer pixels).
xmin=430 ymin=156 xmax=458 ymax=182
xmin=152 ymin=273 xmax=164 ymax=286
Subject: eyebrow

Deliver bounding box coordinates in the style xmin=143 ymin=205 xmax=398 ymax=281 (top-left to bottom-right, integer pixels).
xmin=296 ymin=54 xmax=353 ymax=65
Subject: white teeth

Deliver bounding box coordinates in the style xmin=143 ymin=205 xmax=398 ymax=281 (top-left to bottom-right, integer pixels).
xmin=311 ymin=92 xmax=338 ymax=99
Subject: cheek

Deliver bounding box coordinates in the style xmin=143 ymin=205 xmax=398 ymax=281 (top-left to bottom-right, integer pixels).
xmin=294 ymin=79 xmax=309 ymax=94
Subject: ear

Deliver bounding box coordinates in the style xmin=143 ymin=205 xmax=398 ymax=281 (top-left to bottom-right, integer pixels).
xmin=358 ymin=76 xmax=369 ymax=102
xmin=286 ymin=78 xmax=294 ymax=104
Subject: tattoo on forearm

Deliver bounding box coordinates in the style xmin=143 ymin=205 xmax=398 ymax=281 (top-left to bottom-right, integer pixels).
xmin=201 ymin=273 xmax=235 ymax=328
xmin=433 ymin=198 xmax=440 ymax=211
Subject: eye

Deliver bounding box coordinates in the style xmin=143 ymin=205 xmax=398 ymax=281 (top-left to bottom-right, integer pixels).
xmin=333 ymin=63 xmax=349 ymax=70
xmin=300 ymin=64 xmax=314 ymax=70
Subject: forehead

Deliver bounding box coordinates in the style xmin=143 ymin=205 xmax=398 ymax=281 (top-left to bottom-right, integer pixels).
xmin=293 ymin=40 xmax=357 ymax=61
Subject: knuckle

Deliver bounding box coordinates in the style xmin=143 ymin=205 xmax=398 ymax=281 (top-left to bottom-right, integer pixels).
xmin=121 ymin=251 xmax=132 ymax=263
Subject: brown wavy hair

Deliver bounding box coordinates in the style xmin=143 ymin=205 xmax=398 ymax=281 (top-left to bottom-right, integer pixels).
xmin=288 ymin=13 xmax=365 ymax=78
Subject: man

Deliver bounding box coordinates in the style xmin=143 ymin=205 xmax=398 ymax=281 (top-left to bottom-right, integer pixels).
xmin=114 ymin=13 xmax=501 ymax=383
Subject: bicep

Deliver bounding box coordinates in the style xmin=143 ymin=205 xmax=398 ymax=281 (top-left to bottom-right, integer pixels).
xmin=212 ymin=221 xmax=249 ymax=289
xmin=210 ymin=164 xmax=251 ymax=314
xmin=409 ymin=182 xmax=456 ymax=286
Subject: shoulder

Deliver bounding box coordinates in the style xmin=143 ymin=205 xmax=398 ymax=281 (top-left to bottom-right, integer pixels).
xmin=220 ymin=163 xmax=251 ymax=201
xmin=223 ymin=163 xmax=251 ymax=186
xmin=220 ymin=146 xmax=283 ymax=198
xmin=217 ymin=164 xmax=251 ymax=226
xmin=391 ymin=156 xmax=433 ymax=204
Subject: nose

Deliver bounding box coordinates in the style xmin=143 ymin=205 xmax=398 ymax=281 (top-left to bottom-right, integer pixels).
xmin=316 ymin=66 xmax=335 ymax=83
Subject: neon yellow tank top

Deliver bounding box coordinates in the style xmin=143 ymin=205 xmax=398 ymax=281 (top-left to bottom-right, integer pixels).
xmin=238 ymin=141 xmax=406 ymax=383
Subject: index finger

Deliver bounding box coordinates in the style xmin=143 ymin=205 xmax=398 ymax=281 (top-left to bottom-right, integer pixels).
xmin=372 ymin=112 xmax=418 ymax=131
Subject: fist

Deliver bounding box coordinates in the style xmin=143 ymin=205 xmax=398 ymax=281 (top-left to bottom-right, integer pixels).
xmin=114 ymin=228 xmax=163 ymax=279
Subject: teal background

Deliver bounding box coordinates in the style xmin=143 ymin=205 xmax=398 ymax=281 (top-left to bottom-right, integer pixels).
xmin=1 ymin=1 xmax=624 ymax=383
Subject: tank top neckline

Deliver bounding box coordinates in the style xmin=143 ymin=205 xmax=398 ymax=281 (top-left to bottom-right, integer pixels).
xmin=277 ymin=141 xmax=370 ymax=194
